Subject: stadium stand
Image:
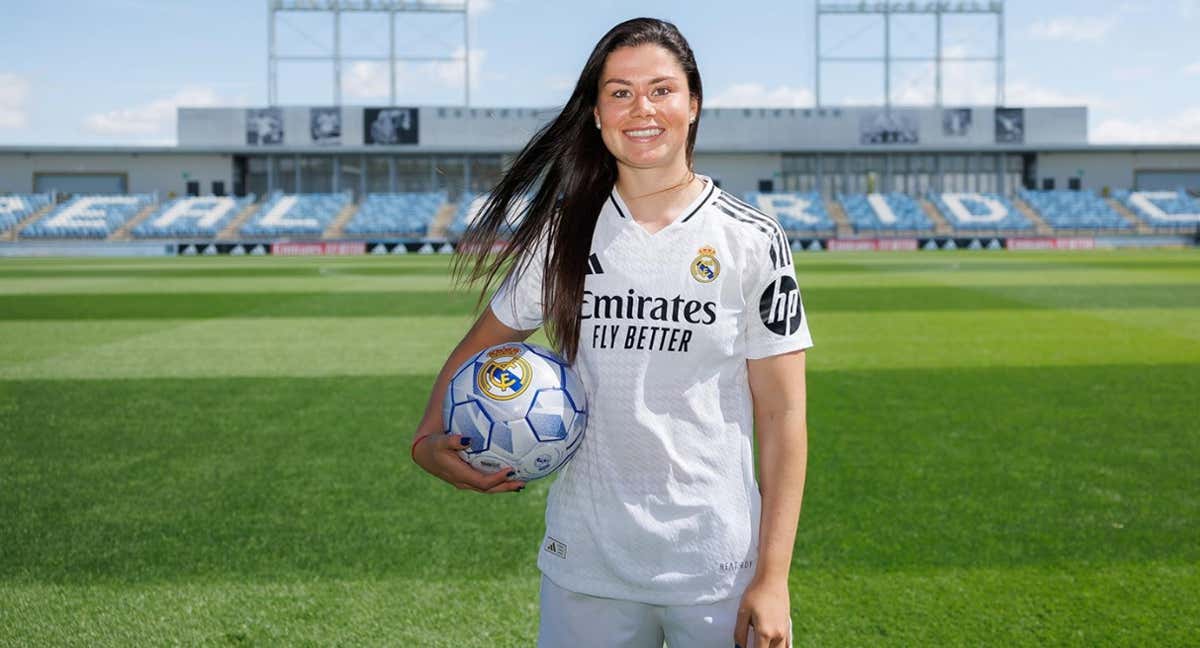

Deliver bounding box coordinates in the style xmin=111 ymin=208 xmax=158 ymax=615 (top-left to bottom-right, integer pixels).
xmin=1017 ymin=189 xmax=1131 ymax=230
xmin=928 ymin=191 xmax=1034 ymax=231
xmin=133 ymin=195 xmax=256 ymax=238
xmin=239 ymin=191 xmax=351 ymax=237
xmin=0 ymin=193 xmax=53 ymax=234
xmin=836 ymin=192 xmax=933 ymax=232
xmin=20 ymin=194 xmax=154 ymax=238
xmin=446 ymin=193 xmax=529 ymax=236
xmin=745 ymin=192 xmax=836 ymax=232
xmin=343 ymin=192 xmax=447 ymax=236
xmin=1113 ymin=189 xmax=1200 ymax=229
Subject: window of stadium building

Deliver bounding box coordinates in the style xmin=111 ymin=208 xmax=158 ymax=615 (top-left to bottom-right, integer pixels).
xmin=368 ymin=157 xmax=392 ymax=194
xmin=301 ymin=157 xmax=333 ymax=193
xmin=240 ymin=154 xmax=504 ymax=198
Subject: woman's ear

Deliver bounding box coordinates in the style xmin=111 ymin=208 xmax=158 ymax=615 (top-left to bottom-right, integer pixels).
xmin=593 ymin=107 xmax=601 ymax=129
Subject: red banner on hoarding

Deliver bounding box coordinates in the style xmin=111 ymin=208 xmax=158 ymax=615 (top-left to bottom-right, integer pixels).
xmin=827 ymin=238 xmax=918 ymax=251
xmin=1007 ymin=237 xmax=1095 ymax=251
xmin=271 ymin=241 xmax=366 ymax=256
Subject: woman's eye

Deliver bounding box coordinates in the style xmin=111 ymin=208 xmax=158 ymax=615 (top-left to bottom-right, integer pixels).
xmin=652 ymin=86 xmax=672 ymax=96
xmin=612 ymin=89 xmax=631 ymax=98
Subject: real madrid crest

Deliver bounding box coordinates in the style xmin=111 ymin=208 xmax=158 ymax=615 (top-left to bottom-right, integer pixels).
xmin=690 ymin=245 xmax=720 ymax=283
xmin=478 ymin=345 xmax=532 ymax=401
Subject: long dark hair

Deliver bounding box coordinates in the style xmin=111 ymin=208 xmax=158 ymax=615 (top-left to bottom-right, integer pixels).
xmin=453 ymin=17 xmax=703 ymax=363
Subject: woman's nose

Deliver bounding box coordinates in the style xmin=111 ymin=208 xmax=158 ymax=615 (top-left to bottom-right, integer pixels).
xmin=631 ymin=93 xmax=655 ymax=117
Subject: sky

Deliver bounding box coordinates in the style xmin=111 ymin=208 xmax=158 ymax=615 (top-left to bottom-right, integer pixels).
xmin=1 ymin=0 xmax=1198 ymax=146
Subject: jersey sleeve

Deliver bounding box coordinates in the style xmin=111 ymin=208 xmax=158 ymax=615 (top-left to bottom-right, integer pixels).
xmin=743 ymin=227 xmax=813 ymax=359
xmin=489 ymin=241 xmax=547 ymax=331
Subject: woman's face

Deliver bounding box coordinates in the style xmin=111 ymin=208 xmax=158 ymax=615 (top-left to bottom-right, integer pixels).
xmin=594 ymin=44 xmax=697 ymax=174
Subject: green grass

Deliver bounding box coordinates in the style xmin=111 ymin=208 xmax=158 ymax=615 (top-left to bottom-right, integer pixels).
xmin=1 ymin=249 xmax=1198 ymax=646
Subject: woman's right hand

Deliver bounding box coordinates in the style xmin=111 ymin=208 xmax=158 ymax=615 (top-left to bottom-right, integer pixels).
xmin=412 ymin=432 xmax=527 ymax=494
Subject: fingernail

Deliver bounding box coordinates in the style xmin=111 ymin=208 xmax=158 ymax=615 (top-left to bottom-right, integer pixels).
xmin=460 ymin=437 xmax=471 ymax=446
xmin=506 ymin=471 xmax=515 ymax=478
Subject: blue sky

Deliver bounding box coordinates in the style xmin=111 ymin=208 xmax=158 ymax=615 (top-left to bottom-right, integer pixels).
xmin=1 ymin=0 xmax=1198 ymax=145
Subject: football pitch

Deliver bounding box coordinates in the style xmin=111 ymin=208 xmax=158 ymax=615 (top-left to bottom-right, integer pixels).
xmin=1 ymin=249 xmax=1198 ymax=646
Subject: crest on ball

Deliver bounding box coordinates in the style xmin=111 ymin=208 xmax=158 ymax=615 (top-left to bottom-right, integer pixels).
xmin=477 ymin=345 xmax=532 ymax=401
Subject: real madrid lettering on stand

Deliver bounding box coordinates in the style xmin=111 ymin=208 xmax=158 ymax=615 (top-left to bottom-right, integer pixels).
xmin=582 ymin=287 xmax=716 ymax=353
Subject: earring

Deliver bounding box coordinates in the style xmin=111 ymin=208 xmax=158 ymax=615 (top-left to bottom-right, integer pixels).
xmin=595 ymin=121 xmax=601 ymax=129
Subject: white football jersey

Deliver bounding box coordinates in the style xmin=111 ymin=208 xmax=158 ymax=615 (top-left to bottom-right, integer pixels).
xmin=490 ymin=177 xmax=813 ymax=605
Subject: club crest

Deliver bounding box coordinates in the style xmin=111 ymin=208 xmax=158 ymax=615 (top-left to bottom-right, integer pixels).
xmin=690 ymin=245 xmax=720 ymax=283
xmin=478 ymin=345 xmax=532 ymax=401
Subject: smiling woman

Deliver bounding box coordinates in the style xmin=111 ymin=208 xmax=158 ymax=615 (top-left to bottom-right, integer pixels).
xmin=594 ymin=44 xmax=698 ymax=177
xmin=412 ymin=18 xmax=811 ymax=648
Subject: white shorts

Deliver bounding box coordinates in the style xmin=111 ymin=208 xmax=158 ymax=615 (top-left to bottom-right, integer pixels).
xmin=537 ymin=575 xmax=790 ymax=648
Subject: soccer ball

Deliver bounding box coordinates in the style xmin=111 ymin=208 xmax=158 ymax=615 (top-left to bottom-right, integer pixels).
xmin=442 ymin=342 xmax=588 ymax=481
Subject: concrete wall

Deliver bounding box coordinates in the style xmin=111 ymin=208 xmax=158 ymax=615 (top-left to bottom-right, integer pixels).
xmin=0 ymin=152 xmax=232 ymax=197
xmin=180 ymin=106 xmax=547 ymax=153
xmin=180 ymin=105 xmax=1089 ymax=153
xmin=1036 ymin=151 xmax=1200 ymax=192
xmin=694 ymin=153 xmax=782 ymax=193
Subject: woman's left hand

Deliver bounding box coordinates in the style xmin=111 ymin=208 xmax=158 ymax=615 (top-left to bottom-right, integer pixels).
xmin=734 ymin=576 xmax=791 ymax=648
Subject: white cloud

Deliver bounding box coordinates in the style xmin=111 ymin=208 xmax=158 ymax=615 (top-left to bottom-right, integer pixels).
xmin=342 ymin=48 xmax=487 ymax=100
xmin=1184 ymin=61 xmax=1200 ymax=76
xmin=1091 ymin=106 xmax=1200 ymax=143
xmin=83 ymin=86 xmax=233 ymax=136
xmin=1006 ymin=80 xmax=1110 ymax=108
xmin=706 ymin=83 xmax=814 ymax=108
xmin=436 ymin=46 xmax=487 ymax=90
xmin=343 ymin=62 xmax=390 ymax=99
xmin=0 ymin=72 xmax=30 ymax=129
xmin=1028 ymin=16 xmax=1117 ymax=42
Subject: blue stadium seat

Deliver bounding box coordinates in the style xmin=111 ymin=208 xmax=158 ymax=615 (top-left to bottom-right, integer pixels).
xmin=446 ymin=193 xmax=528 ymax=236
xmin=928 ymin=192 xmax=1033 ymax=230
xmin=1017 ymin=189 xmax=1130 ymax=230
xmin=1113 ymin=189 xmax=1200 ymax=228
xmin=239 ymin=191 xmax=351 ymax=236
xmin=21 ymin=194 xmax=154 ymax=238
xmin=836 ymin=192 xmax=933 ymax=232
xmin=133 ymin=195 xmax=256 ymax=238
xmin=344 ymin=192 xmax=447 ymax=236
xmin=744 ymin=192 xmax=836 ymax=232
xmin=0 ymin=193 xmax=53 ymax=234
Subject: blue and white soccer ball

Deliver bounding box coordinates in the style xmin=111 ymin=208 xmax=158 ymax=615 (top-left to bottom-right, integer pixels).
xmin=442 ymin=342 xmax=588 ymax=481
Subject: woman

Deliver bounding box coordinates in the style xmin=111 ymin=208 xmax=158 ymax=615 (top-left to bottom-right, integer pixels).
xmin=411 ymin=18 xmax=810 ymax=648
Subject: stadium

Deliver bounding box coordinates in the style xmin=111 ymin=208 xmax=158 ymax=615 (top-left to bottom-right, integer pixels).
xmin=3 ymin=102 xmax=1199 ymax=254
xmin=1 ymin=1 xmax=1197 ymax=646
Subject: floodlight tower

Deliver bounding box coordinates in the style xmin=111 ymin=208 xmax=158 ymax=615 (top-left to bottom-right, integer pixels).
xmin=267 ymin=0 xmax=471 ymax=106
xmin=815 ymin=0 xmax=1006 ymax=108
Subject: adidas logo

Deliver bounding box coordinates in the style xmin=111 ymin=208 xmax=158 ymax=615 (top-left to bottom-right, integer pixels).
xmin=585 ymin=253 xmax=604 ymax=275
xmin=544 ymin=537 xmax=567 ymax=559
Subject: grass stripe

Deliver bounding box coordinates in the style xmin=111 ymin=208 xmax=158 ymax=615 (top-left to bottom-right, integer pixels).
xmin=2 ymin=308 xmax=1196 ymax=379
xmin=1 ymin=564 xmax=1196 ymax=646
xmin=0 ymin=283 xmax=1197 ymax=321
xmin=2 ymin=250 xmax=1198 ymax=296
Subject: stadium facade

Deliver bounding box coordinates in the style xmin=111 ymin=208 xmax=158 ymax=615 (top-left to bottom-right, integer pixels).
xmin=4 ymin=104 xmax=1200 ymax=198
xmin=1 ymin=103 xmax=1198 ymax=254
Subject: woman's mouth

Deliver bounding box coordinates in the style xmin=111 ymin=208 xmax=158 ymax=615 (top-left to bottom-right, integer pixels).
xmin=623 ymin=127 xmax=664 ymax=142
